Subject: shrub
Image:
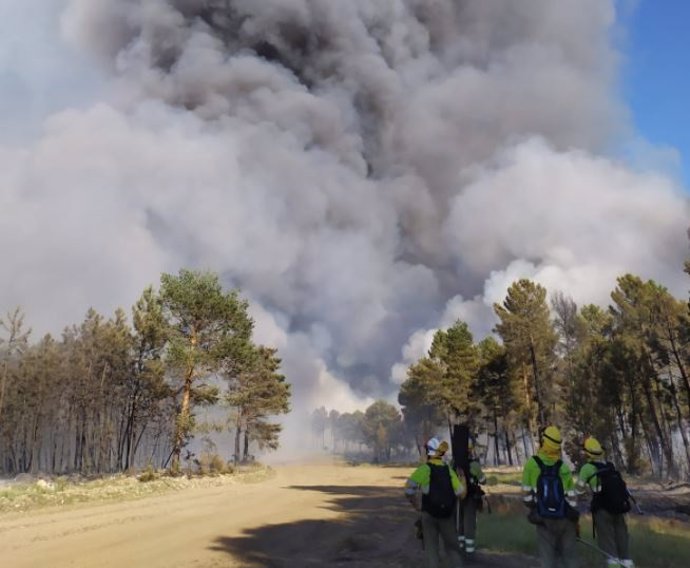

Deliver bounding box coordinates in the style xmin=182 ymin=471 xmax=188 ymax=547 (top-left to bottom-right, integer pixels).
xmin=196 ymin=452 xmax=229 ymax=475
xmin=138 ymin=464 xmax=158 ymax=483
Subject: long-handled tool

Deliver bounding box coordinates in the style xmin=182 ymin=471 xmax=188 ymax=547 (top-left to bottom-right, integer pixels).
xmin=414 ymin=516 xmax=424 ymax=550
xmin=456 ymin=498 xmax=461 ymax=534
xmin=629 ymin=492 xmax=644 ymax=515
xmin=577 ymin=538 xmax=618 ymax=562
xmin=484 ymin=493 xmax=492 ymax=514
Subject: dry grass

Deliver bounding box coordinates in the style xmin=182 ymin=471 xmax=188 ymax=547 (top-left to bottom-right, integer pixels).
xmin=0 ymin=464 xmax=274 ymax=514
xmin=475 ymin=505 xmax=690 ymax=567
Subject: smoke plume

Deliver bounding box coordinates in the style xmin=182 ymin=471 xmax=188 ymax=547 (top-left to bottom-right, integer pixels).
xmin=1 ymin=1 xmax=688 ymax=413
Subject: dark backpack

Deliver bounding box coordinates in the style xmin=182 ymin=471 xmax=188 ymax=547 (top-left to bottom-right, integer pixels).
xmin=422 ymin=463 xmax=456 ymax=518
xmin=533 ymin=456 xmax=567 ymax=519
xmin=587 ymin=461 xmax=631 ymax=515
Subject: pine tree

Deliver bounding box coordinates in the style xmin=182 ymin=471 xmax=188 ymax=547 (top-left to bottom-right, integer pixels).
xmin=0 ymin=308 xmax=30 ymax=420
xmin=398 ymin=368 xmax=444 ymax=457
xmin=122 ymin=287 xmax=171 ymax=470
xmin=224 ymin=346 xmax=290 ymax=462
xmin=361 ymin=400 xmax=402 ymax=462
xmin=159 ymin=270 xmax=253 ymax=474
xmin=494 ymin=279 xmax=557 ymax=440
xmin=475 ymin=337 xmax=517 ymax=465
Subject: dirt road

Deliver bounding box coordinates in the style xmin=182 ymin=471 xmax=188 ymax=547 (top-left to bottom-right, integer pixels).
xmin=1 ymin=463 xmax=533 ymax=568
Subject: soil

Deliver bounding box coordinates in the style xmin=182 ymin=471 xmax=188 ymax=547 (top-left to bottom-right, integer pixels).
xmin=0 ymin=462 xmax=535 ymax=568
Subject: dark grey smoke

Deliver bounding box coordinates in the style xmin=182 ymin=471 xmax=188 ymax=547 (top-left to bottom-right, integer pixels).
xmin=0 ymin=1 xmax=687 ymax=410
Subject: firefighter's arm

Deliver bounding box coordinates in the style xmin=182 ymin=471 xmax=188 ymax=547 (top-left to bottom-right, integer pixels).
xmin=470 ymin=461 xmax=487 ymax=484
xmin=575 ymin=467 xmax=589 ymax=500
xmin=521 ymin=460 xmax=536 ymax=508
xmin=560 ymin=463 xmax=578 ymax=508
xmin=451 ymin=467 xmax=467 ymax=500
xmin=405 ymin=490 xmax=421 ymax=511
xmin=404 ymin=467 xmax=426 ymax=511
xmin=404 ymin=482 xmax=421 ymax=511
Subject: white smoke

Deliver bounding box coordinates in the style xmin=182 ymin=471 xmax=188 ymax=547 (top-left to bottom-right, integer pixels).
xmin=1 ymin=1 xmax=688 ymax=423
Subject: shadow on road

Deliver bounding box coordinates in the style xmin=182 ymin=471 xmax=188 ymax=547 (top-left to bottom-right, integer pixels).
xmin=209 ymin=483 xmax=534 ymax=568
xmin=210 ymin=484 xmax=418 ymax=567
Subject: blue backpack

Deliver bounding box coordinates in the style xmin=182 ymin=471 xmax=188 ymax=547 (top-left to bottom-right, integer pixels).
xmin=533 ymin=456 xmax=567 ymax=519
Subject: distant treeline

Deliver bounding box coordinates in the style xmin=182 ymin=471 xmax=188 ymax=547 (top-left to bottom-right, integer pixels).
xmin=309 ymin=402 xmax=414 ymax=463
xmin=0 ymin=270 xmax=290 ymax=477
xmin=313 ymin=270 xmax=690 ymax=480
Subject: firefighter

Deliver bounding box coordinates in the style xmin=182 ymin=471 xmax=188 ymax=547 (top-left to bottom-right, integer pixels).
xmin=405 ymin=437 xmax=466 ymax=568
xmin=522 ymin=425 xmax=579 ymax=568
xmin=458 ymin=440 xmax=486 ymax=554
xmin=577 ymin=436 xmax=634 ymax=568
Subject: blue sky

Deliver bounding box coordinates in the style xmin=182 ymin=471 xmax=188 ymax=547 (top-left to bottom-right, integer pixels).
xmin=623 ymin=0 xmax=690 ymax=186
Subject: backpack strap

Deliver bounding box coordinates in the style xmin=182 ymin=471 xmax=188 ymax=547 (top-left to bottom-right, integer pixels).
xmin=585 ymin=461 xmax=611 ymax=485
xmin=534 ymin=455 xmax=562 ymax=473
xmin=533 ymin=455 xmax=545 ymax=471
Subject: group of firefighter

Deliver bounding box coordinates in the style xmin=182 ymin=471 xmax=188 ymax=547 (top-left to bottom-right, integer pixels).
xmin=405 ymin=426 xmax=636 ymax=568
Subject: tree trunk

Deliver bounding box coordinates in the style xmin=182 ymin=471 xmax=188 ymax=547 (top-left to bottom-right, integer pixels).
xmin=641 ymin=419 xmax=660 ymax=476
xmin=233 ymin=414 xmax=242 ymax=465
xmin=528 ymin=339 xmax=546 ymax=427
xmin=493 ymin=408 xmax=500 ymax=466
xmin=243 ymin=428 xmax=250 ymax=462
xmin=521 ymin=425 xmax=531 ymax=462
xmin=624 ymin=372 xmax=642 ymax=473
xmin=669 ymin=377 xmax=690 ymax=473
xmin=667 ymin=321 xmax=690 ymax=418
xmin=521 ymin=369 xmax=535 ymax=443
xmin=0 ymin=359 xmax=8 ymax=421
xmin=504 ymin=430 xmax=514 ymax=466
xmin=171 ymin=366 xmax=194 ymax=474
xmin=641 ymin=370 xmax=674 ymax=476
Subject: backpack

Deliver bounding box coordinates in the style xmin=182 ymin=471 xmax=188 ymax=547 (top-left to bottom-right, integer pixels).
xmin=533 ymin=456 xmax=567 ymax=519
xmin=422 ymin=463 xmax=456 ymax=518
xmin=587 ymin=461 xmax=631 ymax=515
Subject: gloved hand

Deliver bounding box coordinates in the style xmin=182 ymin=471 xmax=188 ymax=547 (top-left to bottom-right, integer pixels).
xmin=527 ymin=508 xmax=544 ymax=526
xmin=414 ymin=519 xmax=424 ymax=540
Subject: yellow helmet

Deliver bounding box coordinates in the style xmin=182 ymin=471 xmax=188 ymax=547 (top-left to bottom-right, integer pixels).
xmin=584 ymin=436 xmax=603 ymax=458
xmin=543 ymin=425 xmax=562 ymax=446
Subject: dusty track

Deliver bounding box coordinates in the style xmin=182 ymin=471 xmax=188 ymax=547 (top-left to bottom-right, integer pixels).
xmin=1 ymin=463 xmax=532 ymax=568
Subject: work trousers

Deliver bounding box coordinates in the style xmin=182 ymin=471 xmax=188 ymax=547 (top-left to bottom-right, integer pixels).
xmin=458 ymin=497 xmax=478 ymax=552
xmin=421 ymin=511 xmax=463 ymax=568
xmin=536 ymin=517 xmax=578 ymax=568
xmin=594 ymin=509 xmax=631 ymax=565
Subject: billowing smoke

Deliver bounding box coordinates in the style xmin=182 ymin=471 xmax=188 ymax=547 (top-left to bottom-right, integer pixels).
xmin=1 ymin=1 xmax=688 ymax=416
